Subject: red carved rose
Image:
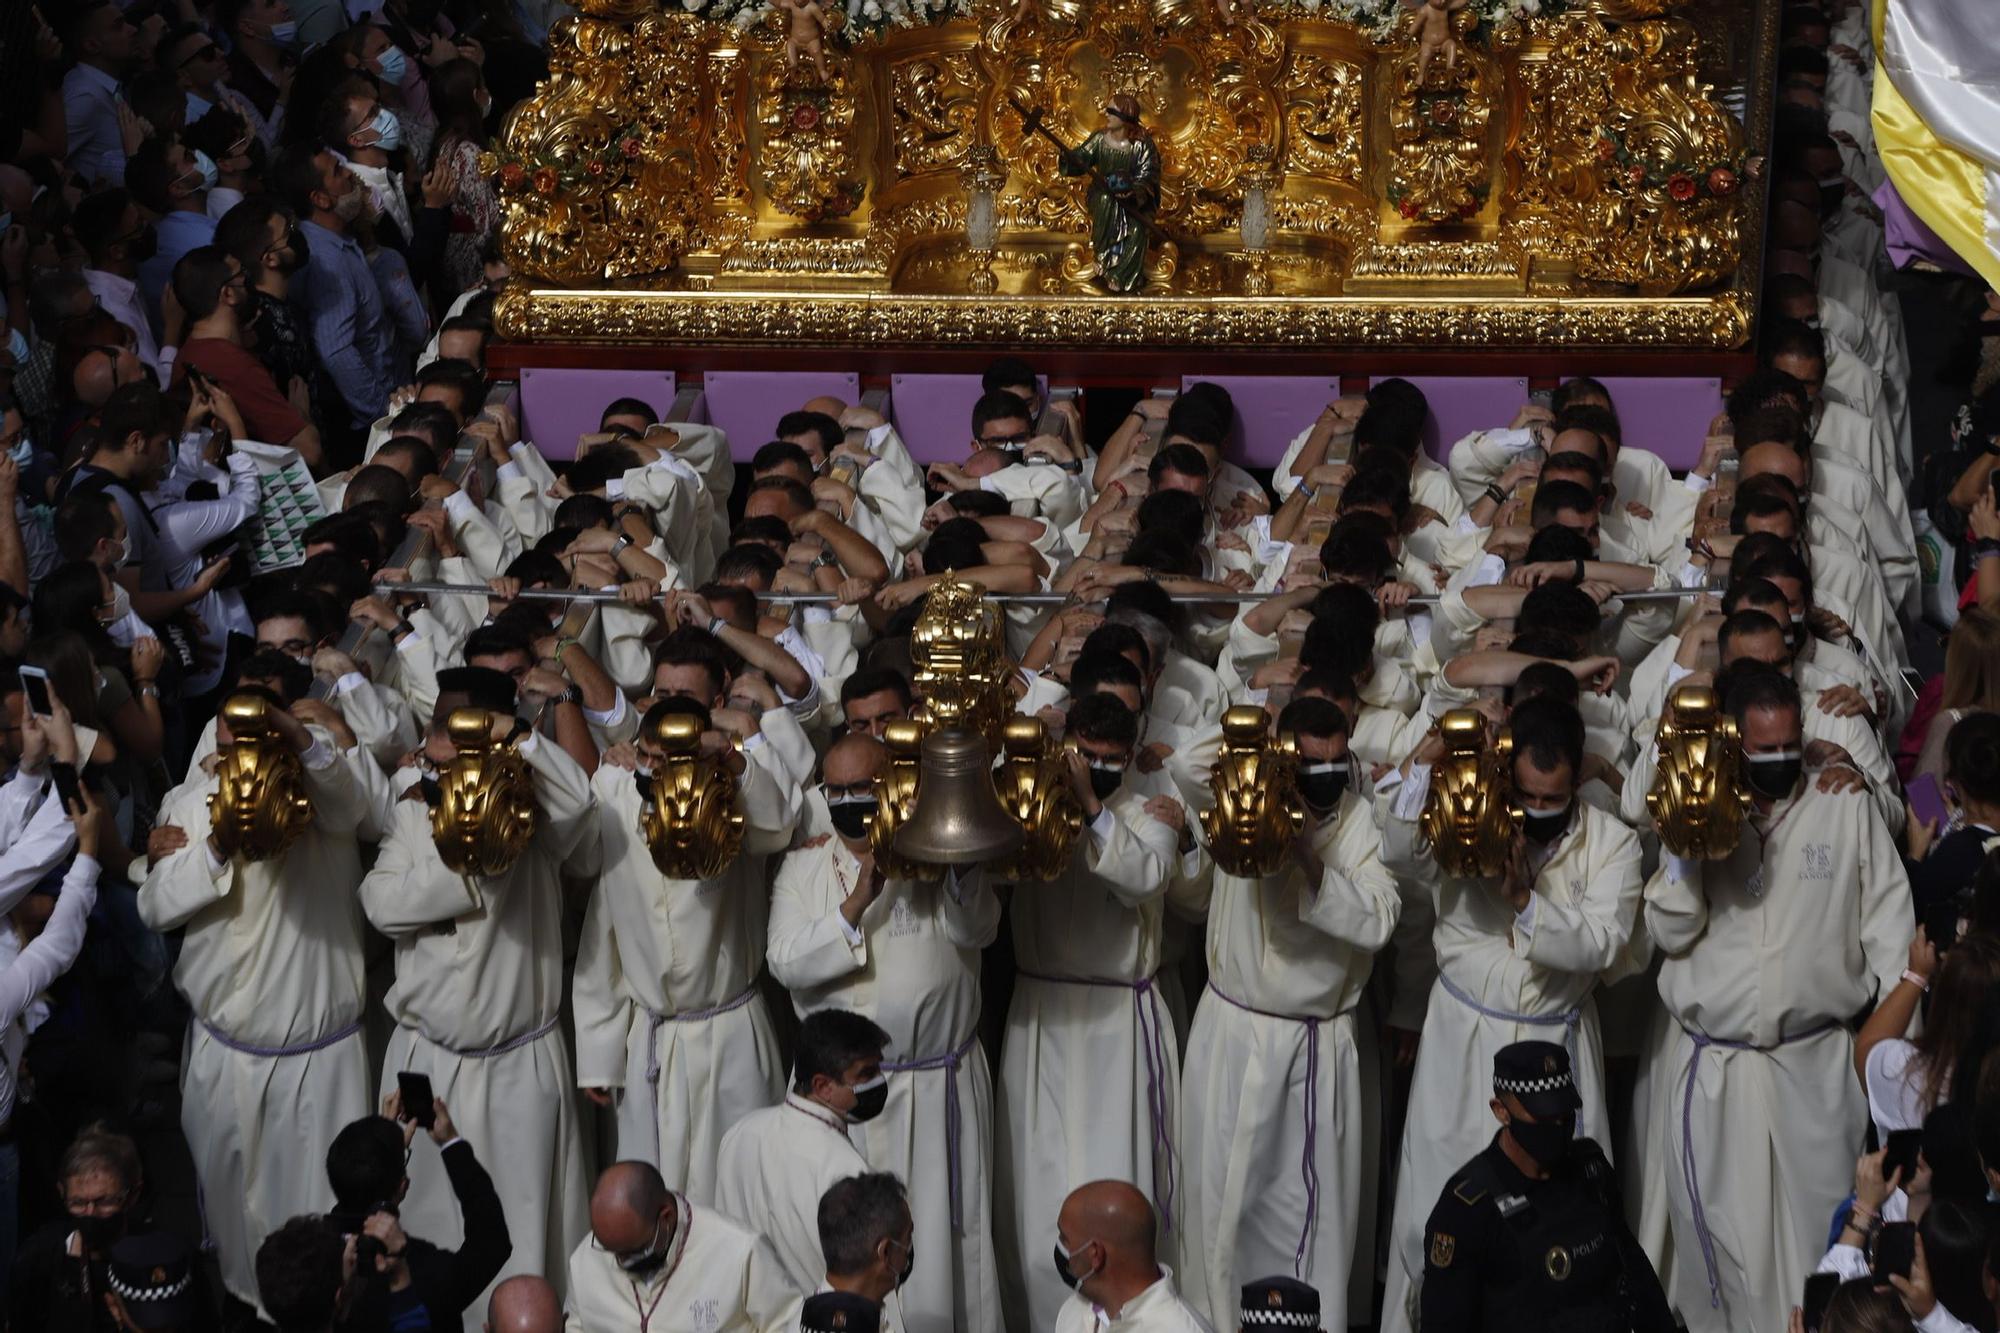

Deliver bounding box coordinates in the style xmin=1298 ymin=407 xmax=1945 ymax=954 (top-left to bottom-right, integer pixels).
xmin=1399 ymin=199 xmax=1419 ymax=219
xmin=1667 ymin=172 xmax=1696 ymax=201
xmin=533 ymin=166 xmax=558 ymax=195
xmin=1595 ymin=137 xmax=1616 ymax=163
xmin=1626 ymin=164 xmax=1647 ymax=186
xmin=791 ymin=103 xmax=821 ymax=132
xmin=499 ymin=161 xmax=525 ymax=190
xmin=587 ymin=158 xmax=606 ymax=177
xmin=1706 ymin=166 xmax=1738 ymax=196
xmin=621 ymin=137 xmax=642 ymax=159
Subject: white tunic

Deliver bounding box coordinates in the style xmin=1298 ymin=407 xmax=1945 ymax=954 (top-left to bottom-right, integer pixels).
xmin=1642 ymin=785 xmax=1911 ymax=1333
xmin=137 ymin=736 xmax=374 ymax=1305
xmin=564 ymin=1193 xmax=796 ymax=1333
xmin=571 ymin=724 xmax=803 ymax=1203
xmin=1175 ymin=792 xmax=1399 ymax=1333
xmin=767 ymin=836 xmax=1004 ymax=1333
xmin=994 ymin=788 xmax=1181 ymax=1333
xmin=1053 ymin=1267 xmax=1215 ymax=1333
xmin=715 ymin=1093 xmax=868 ymax=1296
xmin=359 ymin=733 xmax=595 ymax=1312
xmin=1377 ymin=782 xmax=1643 ymax=1333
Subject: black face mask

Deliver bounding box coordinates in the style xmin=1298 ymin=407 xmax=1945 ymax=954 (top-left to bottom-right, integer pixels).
xmin=73 ymin=1212 xmax=126 ymax=1254
xmin=845 ymin=1076 xmax=888 ymax=1123
xmin=129 ymin=226 xmax=159 ymax=262
xmin=286 ymin=224 xmax=310 ymax=270
xmin=1744 ymin=750 xmax=1803 ymax=800
xmin=622 ymin=1245 xmax=669 ymax=1277
xmin=1520 ymin=804 xmax=1571 ymax=845
xmin=1508 ymin=1114 xmax=1575 ymax=1169
xmin=1088 ymin=763 xmax=1124 ymax=802
xmin=1296 ymin=762 xmax=1349 ymax=814
xmin=890 ymin=1239 xmax=915 ymax=1288
xmin=1053 ymin=1242 xmax=1092 ymax=1290
xmin=827 ymin=795 xmax=878 ymax=841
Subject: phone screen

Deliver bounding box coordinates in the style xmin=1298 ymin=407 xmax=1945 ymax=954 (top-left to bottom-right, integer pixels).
xmin=1802 ymin=1272 xmax=1839 ymax=1332
xmin=1882 ymin=1128 xmax=1924 ymax=1185
xmin=1874 ymin=1221 xmax=1918 ymax=1280
xmin=50 ymin=762 xmax=85 ymax=817
xmin=396 ymin=1070 xmax=436 ymax=1130
xmin=18 ymin=667 xmax=52 ymax=718
xmin=1906 ymin=773 xmax=1948 ymax=832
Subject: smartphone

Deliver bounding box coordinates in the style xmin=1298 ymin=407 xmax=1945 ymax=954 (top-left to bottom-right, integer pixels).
xmin=17 ymin=665 xmax=52 ymax=718
xmin=1906 ymin=774 xmax=1948 ymax=834
xmin=1874 ymin=1221 xmax=1918 ymax=1280
xmin=1528 ymin=387 xmax=1556 ymax=411
xmin=50 ymin=762 xmax=86 ymax=817
xmin=1882 ymin=1128 xmax=1924 ymax=1185
xmin=1990 ymin=468 xmax=2000 ymax=507
xmin=396 ymin=1070 xmax=436 ymax=1130
xmin=1802 ymin=1272 xmax=1839 ymax=1332
xmin=1924 ymin=898 xmax=1964 ymax=955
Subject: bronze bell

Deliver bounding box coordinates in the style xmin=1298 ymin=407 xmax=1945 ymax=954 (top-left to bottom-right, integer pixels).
xmin=892 ymin=728 xmax=1024 ymax=867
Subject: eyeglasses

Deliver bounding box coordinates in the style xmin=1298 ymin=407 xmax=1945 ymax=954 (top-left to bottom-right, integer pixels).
xmin=978 ymin=431 xmax=1032 ymax=448
xmin=177 ymin=42 xmax=221 ymax=67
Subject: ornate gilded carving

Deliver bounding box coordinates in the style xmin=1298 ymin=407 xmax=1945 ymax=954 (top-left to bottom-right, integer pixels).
xmin=490 ymin=0 xmax=1768 ymax=347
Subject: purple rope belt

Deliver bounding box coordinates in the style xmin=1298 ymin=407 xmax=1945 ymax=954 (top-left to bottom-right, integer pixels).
xmin=1676 ymin=1019 xmax=1839 ymax=1310
xmin=645 ymin=985 xmax=759 ymax=1165
xmin=882 ymin=1031 xmax=979 ymax=1235
xmin=428 ymin=1014 xmax=560 ymax=1060
xmin=1017 ymin=968 xmax=1176 ymax=1232
xmin=1436 ymin=971 xmax=1582 ymax=1063
xmin=198 ymin=1017 xmax=362 ymax=1060
xmin=1205 ymin=983 xmax=1337 ymax=1279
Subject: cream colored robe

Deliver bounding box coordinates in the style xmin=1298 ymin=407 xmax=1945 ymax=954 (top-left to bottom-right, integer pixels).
xmin=994 ymin=784 xmax=1183 ymax=1333
xmin=714 ymin=1093 xmax=869 ymax=1294
xmin=359 ymin=733 xmax=594 ymax=1312
xmin=766 ymin=836 xmax=1004 ymax=1333
xmin=1175 ymin=791 xmax=1399 ymax=1333
xmin=1377 ymin=782 xmax=1643 ymax=1333
xmin=1053 ymin=1268 xmax=1217 ymax=1333
xmin=1641 ymin=784 xmax=1911 ymax=1333
xmin=570 ymin=717 xmax=804 ymax=1203
xmin=138 ymin=736 xmax=375 ymax=1305
xmin=563 ymin=1193 xmax=796 ymax=1333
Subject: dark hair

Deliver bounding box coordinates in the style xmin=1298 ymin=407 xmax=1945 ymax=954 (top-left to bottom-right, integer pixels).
xmin=1722 ymin=662 xmax=1803 ymax=728
xmin=1733 ymin=535 xmax=1815 ymax=608
xmin=414 ymin=359 xmax=483 ymax=420
xmin=1081 ymin=622 xmax=1150 ymax=673
xmin=463 ymin=621 xmax=535 ymax=669
xmin=1717 ymin=609 xmax=1788 ymax=666
xmin=1337 ymin=465 xmax=1411 ymax=521
xmin=343 ymin=464 xmax=413 ymax=515
xmin=1350 ymin=403 xmax=1423 ymax=459
xmin=388 ymin=402 xmax=461 ymax=457
xmin=1069 ymin=650 xmax=1145 ymax=702
xmin=434 ymin=665 xmax=519 ymax=714
xmin=655 ymin=626 xmax=733 ymax=701
xmin=1523 ymin=524 xmax=1594 ymax=568
xmin=325 ymin=1116 xmax=405 ymax=1212
xmin=32 ymin=563 xmax=124 ymax=671
xmin=551 ymin=493 xmax=617 ymax=534
xmin=1540 ymin=451 xmax=1606 ymax=493
xmin=72 ymin=188 xmax=136 ymax=262
xmin=565 ymin=445 xmax=643 ymax=496
xmin=1530 ymin=479 xmax=1599 ymax=530
xmin=297 ymin=551 xmax=374 ymax=604
xmin=1066 ymin=691 xmax=1140 ymax=747
xmin=1295 ymin=667 xmax=1357 ymax=705
xmin=1134 ymin=488 xmax=1205 ymax=547
xmin=268 ymin=143 xmax=331 ymax=217
xmin=1520 ymin=582 xmax=1601 ymax=648
xmin=256 ymin=1216 xmax=346 ymax=1333
xmin=124 ymin=138 xmax=178 ymax=216
xmin=1123 ymin=530 xmax=1197 ymax=577
xmin=818 ymin=1173 xmax=909 ymax=1277
xmin=1162 ymin=395 xmax=1228 ymax=449
xmin=1298 ymin=583 xmax=1379 ymax=681
xmin=215 ymin=195 xmax=290 ymax=273
xmin=53 ymin=491 xmax=121 ymax=565
xmin=1317 ymin=513 xmax=1396 ymax=583
xmin=745 ymin=475 xmax=813 ymax=519
xmin=981 ymin=356 xmax=1037 ymax=397
xmin=1553 ymin=408 xmax=1621 ymax=456
xmin=1724 ymin=576 xmax=1790 ymax=619
xmin=1509 ymin=660 xmax=1581 ymax=710
xmin=600 ymin=396 xmax=661 ymax=429
xmin=237 ymin=648 xmax=313 ymax=702
xmin=1551 ymin=377 xmax=1614 ymax=418
xmin=1763 ymin=317 xmax=1828 ymax=369
xmin=1105 ymin=579 xmax=1188 ymax=643
xmin=1508 ymin=695 xmax=1585 ymax=776
xmin=1944 ymin=712 xmax=2000 ymax=806
xmin=1919 ymin=1199 xmax=1994 ymax=1333
xmin=923 ymin=518 xmax=988 ymax=575
xmin=1921 ymin=1102 xmax=1988 ymax=1206
xmin=98 ymin=381 xmax=176 ymax=452
xmin=1726 ymin=368 xmax=1812 ymax=424
xmin=751 ymin=440 xmax=814 ymax=477
xmin=1736 ymin=407 xmax=1812 ymax=455
xmin=1730 ymin=477 xmax=1803 ymax=534
xmin=841 ymin=667 xmax=911 ymax=711
xmin=970 ymin=390 xmax=1032 ymax=438
xmin=1148 ymin=443 xmax=1211 ymax=486
xmin=943 ymin=489 xmax=1010 ymax=520
xmin=731 ymin=515 xmax=795 ymax=551
xmin=299 ymin=513 xmax=382 ymax=571
xmin=374 ymin=438 xmax=440 ymax=484
xmin=713 ymin=543 xmax=784 ymax=587
xmin=428 ymin=56 xmax=486 ymax=151
xmin=775 ymin=410 xmax=842 ymax=453
xmin=792 ymin=1009 xmax=890 ymax=1096
xmin=1277 ymin=695 xmax=1347 ymax=741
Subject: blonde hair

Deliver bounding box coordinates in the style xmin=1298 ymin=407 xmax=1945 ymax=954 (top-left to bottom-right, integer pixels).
xmin=1943 ymin=609 xmax=2000 ymax=712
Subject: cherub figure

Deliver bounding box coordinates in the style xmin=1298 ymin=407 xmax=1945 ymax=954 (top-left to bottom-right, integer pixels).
xmin=774 ymin=0 xmax=835 ymax=82
xmin=1403 ymin=0 xmax=1469 ymax=86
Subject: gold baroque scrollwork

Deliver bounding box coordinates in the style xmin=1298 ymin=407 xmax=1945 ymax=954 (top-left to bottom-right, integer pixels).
xmin=893 ymin=50 xmax=982 ymax=177
xmin=1281 ymin=51 xmax=1363 ymax=180
xmin=1381 ymin=9 xmax=1495 ymax=224
xmin=756 ymin=51 xmax=867 ymax=220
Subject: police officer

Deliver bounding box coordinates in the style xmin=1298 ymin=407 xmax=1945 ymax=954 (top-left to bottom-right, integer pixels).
xmin=1239 ymin=1276 xmax=1320 ymax=1332
xmin=1418 ymin=1041 xmax=1673 ymax=1333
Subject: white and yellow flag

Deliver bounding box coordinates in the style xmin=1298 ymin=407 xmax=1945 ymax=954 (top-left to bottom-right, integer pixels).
xmin=1871 ymin=0 xmax=2000 ymax=288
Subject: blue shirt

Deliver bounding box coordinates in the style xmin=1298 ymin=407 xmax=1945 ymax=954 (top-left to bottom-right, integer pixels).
xmin=296 ymin=219 xmax=396 ymax=427
xmin=136 ymin=209 xmax=218 ymax=331
xmin=61 ymin=63 xmax=126 ymax=186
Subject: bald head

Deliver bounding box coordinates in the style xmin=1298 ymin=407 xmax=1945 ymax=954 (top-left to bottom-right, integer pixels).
xmin=1058 ymin=1180 xmax=1158 ymax=1261
xmin=485 ymin=1276 xmax=562 ymax=1333
xmin=1548 ymin=427 xmax=1604 ymax=464
xmin=1739 ymin=439 xmax=1808 ymax=489
xmin=803 ymin=396 xmax=848 ymax=418
xmin=823 ymin=731 xmax=886 ymax=788
xmin=963 ymin=447 xmax=1014 ymax=479
xmin=590 ymin=1161 xmax=671 ymax=1253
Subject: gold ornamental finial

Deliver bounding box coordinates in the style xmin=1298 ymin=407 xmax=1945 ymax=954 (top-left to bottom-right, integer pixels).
xmin=208 ymin=693 xmax=314 ymax=863
xmin=1646 ymin=685 xmax=1750 ymax=860
xmin=431 ymin=709 xmax=541 ymax=877
xmin=1418 ymin=709 xmax=1519 ymax=879
xmin=637 ymin=709 xmax=746 ymax=879
xmin=1201 ymin=706 xmax=1306 ymax=877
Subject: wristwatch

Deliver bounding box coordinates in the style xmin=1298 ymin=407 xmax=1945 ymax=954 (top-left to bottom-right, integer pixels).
xmin=611 ymin=534 xmax=634 ymax=558
xmin=558 ymin=685 xmax=582 ymax=707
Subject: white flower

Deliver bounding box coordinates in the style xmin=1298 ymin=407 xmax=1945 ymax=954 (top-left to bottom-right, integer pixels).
xmin=1515 ymin=0 xmax=1540 ymax=13
xmin=863 ymin=1 xmax=881 ymax=17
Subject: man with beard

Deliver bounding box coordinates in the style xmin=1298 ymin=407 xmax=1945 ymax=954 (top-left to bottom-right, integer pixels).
xmin=169 ymin=246 xmax=322 ymax=465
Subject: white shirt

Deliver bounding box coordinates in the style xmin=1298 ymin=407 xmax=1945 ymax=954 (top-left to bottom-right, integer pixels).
xmin=1054 ymin=1267 xmax=1215 ymax=1333
xmin=0 ymin=855 xmax=99 ymax=1123
xmin=82 ymin=269 xmax=170 ymax=385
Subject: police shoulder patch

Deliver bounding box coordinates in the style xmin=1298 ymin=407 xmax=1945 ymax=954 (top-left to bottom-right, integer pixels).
xmin=1452 ymin=1178 xmax=1487 ymax=1206
xmin=1430 ymin=1232 xmax=1455 ymax=1269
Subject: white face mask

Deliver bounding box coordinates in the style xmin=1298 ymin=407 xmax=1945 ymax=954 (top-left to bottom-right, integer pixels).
xmin=106 ymin=581 xmax=132 ymax=624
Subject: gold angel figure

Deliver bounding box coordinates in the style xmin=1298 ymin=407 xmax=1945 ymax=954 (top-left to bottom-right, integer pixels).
xmin=773 ymin=0 xmax=837 ymax=82
xmin=1403 ymin=0 xmax=1470 ymax=87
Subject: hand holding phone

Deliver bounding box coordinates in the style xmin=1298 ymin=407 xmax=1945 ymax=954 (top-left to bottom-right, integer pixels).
xmin=1881 ymin=1128 xmax=1924 ymax=1186
xmin=19 ymin=665 xmax=53 ymax=719
xmin=1874 ymin=1221 xmax=1918 ymax=1280
xmin=1906 ymin=773 xmax=1947 ymax=834
xmin=50 ymin=762 xmax=87 ymax=818
xmin=396 ymin=1070 xmax=436 ymax=1131
xmin=1801 ymin=1272 xmax=1838 ymax=1332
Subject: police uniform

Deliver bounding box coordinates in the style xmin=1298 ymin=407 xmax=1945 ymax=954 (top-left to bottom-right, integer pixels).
xmin=1417 ymin=1043 xmax=1672 ymax=1333
xmin=1239 ymin=1276 xmax=1321 ymax=1332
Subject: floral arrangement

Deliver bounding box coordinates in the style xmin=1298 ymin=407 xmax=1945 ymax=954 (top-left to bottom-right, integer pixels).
xmin=484 ymin=128 xmax=647 ymax=197
xmin=1592 ymin=126 xmax=1744 ymax=203
xmin=691 ymin=0 xmax=974 ymax=41
xmin=1248 ymin=0 xmax=1563 ymax=37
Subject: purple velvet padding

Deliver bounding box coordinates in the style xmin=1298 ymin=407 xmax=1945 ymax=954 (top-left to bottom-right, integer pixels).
xmin=1176 ymin=376 xmax=1343 ymax=468
xmin=519 ymin=368 xmax=679 ymax=461
xmin=701 ymin=371 xmax=862 ymax=459
xmin=1372 ymin=376 xmax=1532 ymax=463
xmin=1576 ymin=377 xmax=1724 ymax=470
